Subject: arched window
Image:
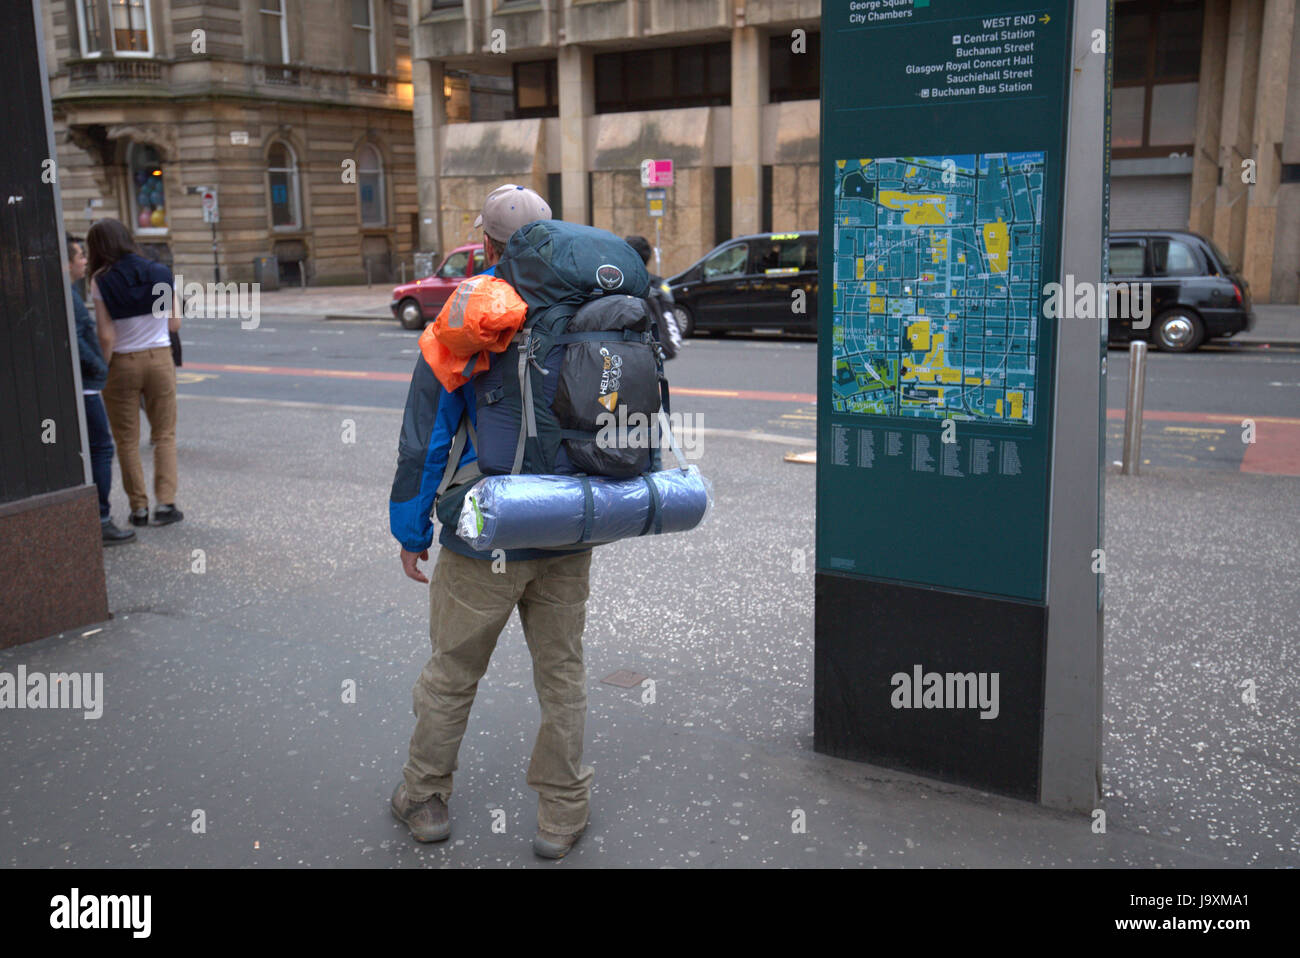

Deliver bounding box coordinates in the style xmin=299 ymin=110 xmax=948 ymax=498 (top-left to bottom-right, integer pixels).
xmin=128 ymin=142 xmax=167 ymax=233
xmin=358 ymin=144 xmax=385 ymax=227
xmin=267 ymin=141 xmax=301 ymax=229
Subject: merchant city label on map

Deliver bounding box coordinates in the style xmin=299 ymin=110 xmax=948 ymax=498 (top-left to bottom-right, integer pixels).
xmin=831 ymin=153 xmax=1045 ymax=426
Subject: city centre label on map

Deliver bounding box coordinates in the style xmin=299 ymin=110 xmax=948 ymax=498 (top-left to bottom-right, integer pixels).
xmin=832 ymin=152 xmax=1044 ymax=425
xmin=818 ymin=0 xmax=1074 ymax=600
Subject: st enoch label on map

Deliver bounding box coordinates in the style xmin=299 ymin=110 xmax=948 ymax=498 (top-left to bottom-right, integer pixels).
xmin=831 ymin=153 xmax=1044 ymax=426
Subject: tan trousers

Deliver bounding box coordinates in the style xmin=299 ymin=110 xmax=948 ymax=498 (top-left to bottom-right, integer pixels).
xmin=102 ymin=346 xmax=177 ymax=511
xmin=404 ymin=547 xmax=595 ymax=835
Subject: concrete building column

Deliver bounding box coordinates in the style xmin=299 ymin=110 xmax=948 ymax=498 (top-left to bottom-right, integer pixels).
xmin=1213 ymin=0 xmax=1264 ymax=270
xmin=731 ymin=25 xmax=767 ymax=238
xmin=558 ymin=45 xmax=593 ymax=225
xmin=1242 ymin=0 xmax=1296 ymax=300
xmin=1189 ymin=0 xmax=1229 ymax=237
xmin=413 ymin=57 xmax=444 ymax=254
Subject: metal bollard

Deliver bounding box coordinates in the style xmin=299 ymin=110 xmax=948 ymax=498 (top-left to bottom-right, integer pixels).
xmin=366 ymin=259 xmax=372 ymax=288
xmin=299 ymin=260 xmax=306 ymax=289
xmin=400 ymin=260 xmax=406 ymax=284
xmin=1121 ymin=340 xmax=1148 ymax=475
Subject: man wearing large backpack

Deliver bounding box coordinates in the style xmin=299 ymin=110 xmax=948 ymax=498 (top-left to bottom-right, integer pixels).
xmin=388 ymin=185 xmax=649 ymax=859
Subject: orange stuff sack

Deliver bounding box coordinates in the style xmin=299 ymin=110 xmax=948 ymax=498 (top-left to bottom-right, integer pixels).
xmin=420 ymin=275 xmax=529 ymax=391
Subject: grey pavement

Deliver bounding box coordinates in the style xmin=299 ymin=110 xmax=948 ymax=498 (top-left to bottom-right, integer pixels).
xmin=2 ymin=392 xmax=1297 ymax=867
xmin=1238 ymin=304 xmax=1300 ymax=346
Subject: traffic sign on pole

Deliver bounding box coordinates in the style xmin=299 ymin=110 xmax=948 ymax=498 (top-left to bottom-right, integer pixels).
xmin=201 ymin=186 xmax=219 ymax=224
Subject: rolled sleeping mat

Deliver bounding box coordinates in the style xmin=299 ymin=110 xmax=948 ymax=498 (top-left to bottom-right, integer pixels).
xmin=456 ymin=466 xmax=712 ymax=551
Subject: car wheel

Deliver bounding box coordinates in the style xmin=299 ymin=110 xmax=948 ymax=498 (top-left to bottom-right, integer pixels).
xmin=1153 ymin=308 xmax=1204 ymax=352
xmin=398 ymin=298 xmax=425 ymax=330
xmin=675 ymin=305 xmax=696 ymax=339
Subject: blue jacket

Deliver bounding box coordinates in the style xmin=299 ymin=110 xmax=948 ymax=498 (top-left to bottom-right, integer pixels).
xmin=72 ymin=285 xmax=108 ymax=391
xmin=94 ymin=252 xmax=173 ymax=320
xmin=388 ymin=264 xmax=587 ymax=562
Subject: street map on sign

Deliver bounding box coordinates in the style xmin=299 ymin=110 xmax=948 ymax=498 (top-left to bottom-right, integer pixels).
xmin=831 ymin=152 xmax=1045 ymax=425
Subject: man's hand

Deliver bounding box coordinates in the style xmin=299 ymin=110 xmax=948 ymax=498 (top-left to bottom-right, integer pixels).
xmin=401 ymin=548 xmax=430 ymax=583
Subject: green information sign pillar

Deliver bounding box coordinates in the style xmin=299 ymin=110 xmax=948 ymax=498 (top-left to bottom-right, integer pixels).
xmin=815 ymin=0 xmax=1108 ymax=811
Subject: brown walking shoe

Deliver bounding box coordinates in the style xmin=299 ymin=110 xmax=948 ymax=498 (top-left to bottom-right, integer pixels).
xmin=533 ymin=824 xmax=586 ymax=860
xmin=390 ymin=782 xmax=450 ymax=843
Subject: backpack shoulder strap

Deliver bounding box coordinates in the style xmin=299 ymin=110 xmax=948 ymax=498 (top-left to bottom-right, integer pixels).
xmin=436 ymin=413 xmax=480 ymax=499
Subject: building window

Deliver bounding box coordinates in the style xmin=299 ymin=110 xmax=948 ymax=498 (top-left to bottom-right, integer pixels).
xmin=110 ymin=0 xmax=152 ymax=56
xmin=260 ymin=0 xmax=288 ymax=64
xmin=546 ymin=172 xmax=562 ymax=219
xmin=713 ymin=166 xmax=732 ymax=246
xmin=75 ymin=0 xmax=104 ymax=56
xmin=769 ymin=31 xmax=820 ymax=102
xmin=128 ymin=142 xmax=167 ymax=233
xmin=352 ymin=0 xmax=376 ymax=74
xmin=358 ymin=144 xmax=385 ymax=226
xmin=514 ymin=60 xmax=558 ymax=118
xmin=594 ymin=43 xmax=731 ymax=114
xmin=1112 ymin=0 xmax=1203 ymax=157
xmin=267 ymin=141 xmax=301 ymax=229
xmin=469 ymin=73 xmax=514 ymax=121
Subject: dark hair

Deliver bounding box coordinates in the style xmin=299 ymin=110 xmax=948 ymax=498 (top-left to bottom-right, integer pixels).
xmin=66 ymin=234 xmax=84 ymax=259
xmin=86 ymin=218 xmax=139 ymax=281
xmin=624 ymin=235 xmax=652 ymax=265
xmin=485 ymin=233 xmax=507 ymax=258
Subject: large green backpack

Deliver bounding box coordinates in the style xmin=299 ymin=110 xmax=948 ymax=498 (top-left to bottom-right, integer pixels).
xmin=433 ymin=221 xmax=683 ymax=528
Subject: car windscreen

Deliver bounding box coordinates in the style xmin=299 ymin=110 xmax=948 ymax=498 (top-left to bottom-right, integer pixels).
xmin=437 ymin=251 xmax=469 ymax=278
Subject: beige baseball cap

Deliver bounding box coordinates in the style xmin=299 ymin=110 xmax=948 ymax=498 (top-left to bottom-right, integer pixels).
xmin=474 ymin=184 xmax=552 ymax=242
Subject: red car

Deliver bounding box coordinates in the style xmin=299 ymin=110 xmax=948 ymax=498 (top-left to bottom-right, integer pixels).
xmin=390 ymin=243 xmax=487 ymax=329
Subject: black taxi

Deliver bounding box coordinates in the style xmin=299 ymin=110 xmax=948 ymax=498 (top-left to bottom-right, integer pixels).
xmin=667 ymin=231 xmax=818 ymax=336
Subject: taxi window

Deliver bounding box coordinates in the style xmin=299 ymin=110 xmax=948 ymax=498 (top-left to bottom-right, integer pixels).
xmin=752 ymin=236 xmax=808 ymax=273
xmin=471 ymin=250 xmax=486 ymax=274
xmin=1107 ymin=242 xmax=1145 ymax=277
xmin=437 ymin=250 xmax=469 ymax=278
xmin=1150 ymin=238 xmax=1201 ymax=277
xmin=702 ymin=243 xmax=749 ymax=279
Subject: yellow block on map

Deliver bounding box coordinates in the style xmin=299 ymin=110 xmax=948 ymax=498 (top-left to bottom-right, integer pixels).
xmin=907 ymin=320 xmax=930 ymax=350
xmin=938 ymin=368 xmax=961 ymax=384
xmin=856 ymin=258 xmax=864 ymax=280
xmin=996 ymin=399 xmax=1004 ymax=415
xmin=880 ymin=190 xmax=946 ymax=225
xmin=870 ymin=297 xmax=886 ymax=314
xmin=983 ymin=218 xmax=1010 ymax=273
xmin=869 ymin=281 xmax=877 ymax=294
xmin=837 ymin=160 xmax=846 ymax=168
xmin=1009 ymin=391 xmax=1024 ymax=418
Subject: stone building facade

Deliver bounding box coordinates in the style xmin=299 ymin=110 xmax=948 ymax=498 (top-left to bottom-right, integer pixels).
xmin=411 ymin=0 xmax=1299 ymax=301
xmin=44 ymin=0 xmax=417 ymax=286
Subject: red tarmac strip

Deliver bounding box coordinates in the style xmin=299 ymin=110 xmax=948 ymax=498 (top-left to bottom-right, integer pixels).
xmin=1106 ymin=408 xmax=1300 ymax=476
xmin=184 ymin=362 xmax=1298 ymax=476
xmin=185 ymin=362 xmax=819 ymax=402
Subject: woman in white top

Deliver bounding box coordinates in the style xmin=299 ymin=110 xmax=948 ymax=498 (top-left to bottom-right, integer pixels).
xmin=87 ymin=218 xmax=184 ymax=527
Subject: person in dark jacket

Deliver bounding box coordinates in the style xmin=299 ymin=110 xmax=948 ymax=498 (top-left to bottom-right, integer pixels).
xmin=68 ymin=235 xmax=135 ymax=545
xmin=624 ymin=235 xmax=681 ymax=358
xmin=86 ymin=218 xmax=183 ymax=527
